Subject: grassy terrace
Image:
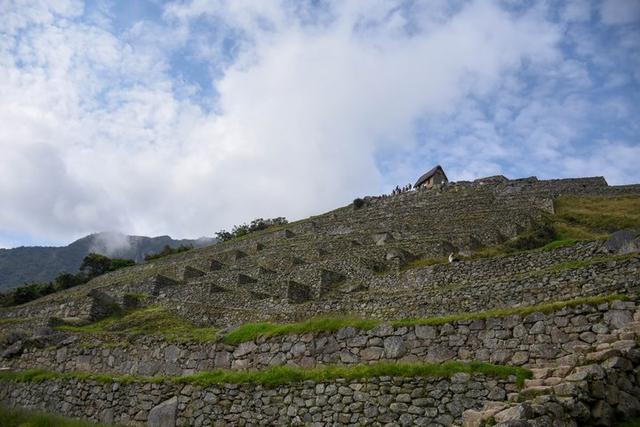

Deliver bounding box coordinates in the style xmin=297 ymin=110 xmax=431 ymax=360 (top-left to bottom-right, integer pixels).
xmin=222 ymin=293 xmax=629 ymax=344
xmin=0 ymin=406 xmax=108 ymax=427
xmin=52 ymin=294 xmax=630 ymax=345
xmin=56 ymin=306 xmax=217 ymax=343
xmin=0 ymin=361 xmax=531 ymax=388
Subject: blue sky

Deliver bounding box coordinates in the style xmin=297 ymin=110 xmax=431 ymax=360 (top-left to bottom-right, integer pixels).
xmin=0 ymin=0 xmax=639 ymax=248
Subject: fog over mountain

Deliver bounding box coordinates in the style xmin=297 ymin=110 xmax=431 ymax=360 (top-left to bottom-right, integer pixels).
xmin=0 ymin=232 xmax=215 ymax=291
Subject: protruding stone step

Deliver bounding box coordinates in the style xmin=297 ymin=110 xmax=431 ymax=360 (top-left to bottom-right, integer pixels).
xmin=288 ymin=256 xmax=305 ymax=267
xmin=319 ymin=269 xmax=346 ymax=296
xmin=238 ymin=274 xmax=258 ymax=285
xmin=226 ymin=250 xmax=247 ymax=262
xmin=258 ymin=266 xmax=276 ymax=276
xmin=208 ymin=283 xmax=227 ymax=294
xmin=181 ymin=266 xmax=206 ymax=281
xmin=286 ymin=280 xmax=312 ymax=303
xmin=249 ymin=242 xmax=265 ymax=253
xmin=87 ymin=289 xmax=121 ymax=321
xmin=150 ymin=274 xmax=180 ymax=296
xmin=209 ymin=259 xmax=224 ymax=271
xmin=250 ymin=291 xmax=270 ymax=300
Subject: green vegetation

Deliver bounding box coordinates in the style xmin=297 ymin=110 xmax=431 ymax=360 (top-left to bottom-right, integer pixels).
xmin=0 ymin=253 xmax=135 ymax=307
xmin=56 ymin=306 xmax=217 ymax=343
xmin=223 ymin=316 xmax=378 ymax=345
xmin=473 ymin=195 xmax=640 ymax=259
xmin=0 ymin=405 xmax=110 ymax=427
xmin=392 ymin=294 xmax=628 ymax=327
xmin=177 ymin=361 xmax=532 ymax=388
xmin=144 ymin=244 xmax=193 ymax=261
xmin=223 ymin=293 xmax=628 ymax=344
xmin=215 ymin=217 xmax=288 ymax=242
xmin=0 ymin=361 xmax=531 ymax=388
xmin=553 ymin=195 xmax=640 ymax=239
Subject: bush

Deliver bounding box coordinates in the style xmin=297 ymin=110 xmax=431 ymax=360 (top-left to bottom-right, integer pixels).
xmin=216 ymin=217 xmax=288 ymax=242
xmin=144 ymin=245 xmax=193 ymax=261
xmin=353 ymin=198 xmax=365 ymax=210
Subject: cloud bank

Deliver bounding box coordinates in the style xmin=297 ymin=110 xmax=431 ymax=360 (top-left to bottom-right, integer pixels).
xmin=0 ymin=0 xmax=639 ymax=247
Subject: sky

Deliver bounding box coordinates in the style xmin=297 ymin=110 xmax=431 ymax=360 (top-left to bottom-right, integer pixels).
xmin=0 ymin=0 xmax=639 ymax=248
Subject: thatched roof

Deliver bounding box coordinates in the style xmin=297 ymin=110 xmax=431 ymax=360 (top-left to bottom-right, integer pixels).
xmin=414 ymin=165 xmax=447 ymax=187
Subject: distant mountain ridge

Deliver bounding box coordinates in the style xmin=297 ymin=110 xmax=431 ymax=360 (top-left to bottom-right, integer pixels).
xmin=0 ymin=233 xmax=216 ymax=291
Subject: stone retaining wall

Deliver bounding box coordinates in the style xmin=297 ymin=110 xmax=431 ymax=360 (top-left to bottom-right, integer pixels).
xmin=5 ymin=298 xmax=638 ymax=377
xmin=0 ymin=374 xmax=518 ymax=426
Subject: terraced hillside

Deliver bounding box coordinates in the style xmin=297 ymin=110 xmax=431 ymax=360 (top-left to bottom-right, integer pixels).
xmin=1 ymin=175 xmax=640 ymax=426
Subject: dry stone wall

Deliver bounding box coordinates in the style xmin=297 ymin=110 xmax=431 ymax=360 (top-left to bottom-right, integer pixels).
xmin=0 ymin=374 xmax=519 ymax=427
xmin=5 ymin=298 xmax=638 ymax=378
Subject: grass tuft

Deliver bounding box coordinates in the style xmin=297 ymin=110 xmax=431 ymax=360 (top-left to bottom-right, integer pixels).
xmin=223 ymin=316 xmax=379 ymax=345
xmin=0 ymin=362 xmax=531 ymax=388
xmin=178 ymin=361 xmax=531 ymax=388
xmin=392 ymin=294 xmax=628 ymax=327
xmin=55 ymin=306 xmax=217 ymax=343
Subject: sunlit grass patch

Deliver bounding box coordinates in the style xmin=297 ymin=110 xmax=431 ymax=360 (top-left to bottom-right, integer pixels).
xmin=56 ymin=306 xmax=217 ymax=343
xmin=553 ymin=195 xmax=640 ymax=239
xmin=177 ymin=361 xmax=532 ymax=388
xmin=223 ymin=316 xmax=378 ymax=345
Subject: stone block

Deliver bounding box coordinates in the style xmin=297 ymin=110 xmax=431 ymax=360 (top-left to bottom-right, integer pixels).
xmin=148 ymin=396 xmax=177 ymax=427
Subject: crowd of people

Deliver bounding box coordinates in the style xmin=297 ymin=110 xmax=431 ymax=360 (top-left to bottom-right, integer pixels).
xmin=390 ymin=183 xmax=413 ymax=196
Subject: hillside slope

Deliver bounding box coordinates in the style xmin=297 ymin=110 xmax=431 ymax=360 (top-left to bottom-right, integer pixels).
xmin=2 ymin=175 xmax=640 ymax=427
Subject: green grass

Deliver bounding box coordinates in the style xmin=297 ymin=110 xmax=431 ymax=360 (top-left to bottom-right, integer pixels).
xmin=0 ymin=361 xmax=531 ymax=388
xmin=55 ymin=306 xmax=217 ymax=343
xmin=222 ymin=293 xmax=629 ymax=344
xmin=391 ymin=294 xmax=628 ymax=327
xmin=553 ymin=195 xmax=640 ymax=239
xmin=540 ymin=238 xmax=580 ymax=251
xmin=178 ymin=361 xmax=531 ymax=388
xmin=472 ymin=195 xmax=640 ymax=259
xmin=0 ymin=405 xmax=110 ymax=427
xmin=223 ymin=316 xmax=379 ymax=345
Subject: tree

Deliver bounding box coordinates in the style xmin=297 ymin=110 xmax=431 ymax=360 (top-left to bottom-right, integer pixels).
xmin=54 ymin=272 xmax=85 ymax=290
xmin=80 ymin=253 xmax=113 ymax=278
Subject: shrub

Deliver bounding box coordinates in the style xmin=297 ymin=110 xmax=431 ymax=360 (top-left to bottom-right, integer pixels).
xmin=215 ymin=217 xmax=288 ymax=242
xmin=144 ymin=244 xmax=193 ymax=261
xmin=353 ymin=198 xmax=365 ymax=210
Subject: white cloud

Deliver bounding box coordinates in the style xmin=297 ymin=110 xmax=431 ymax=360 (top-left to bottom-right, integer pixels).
xmin=600 ymin=0 xmax=640 ymax=24
xmin=0 ymin=0 xmax=637 ymax=247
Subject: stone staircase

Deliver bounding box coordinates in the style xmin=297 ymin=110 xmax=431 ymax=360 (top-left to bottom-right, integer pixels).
xmin=463 ymin=309 xmax=640 ymax=426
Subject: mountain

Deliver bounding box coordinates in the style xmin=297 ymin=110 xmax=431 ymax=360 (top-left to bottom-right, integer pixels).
xmin=0 ymin=232 xmax=216 ymax=291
